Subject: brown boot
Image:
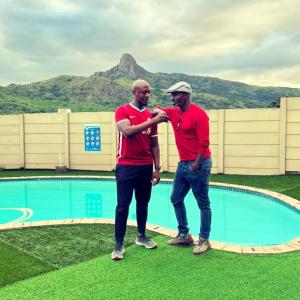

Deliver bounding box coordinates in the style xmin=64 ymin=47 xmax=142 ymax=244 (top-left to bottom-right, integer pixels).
xmin=167 ymin=233 xmax=194 ymax=246
xmin=193 ymin=237 xmax=211 ymax=254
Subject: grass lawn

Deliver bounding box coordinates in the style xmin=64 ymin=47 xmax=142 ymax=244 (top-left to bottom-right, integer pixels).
xmin=0 ymin=225 xmax=300 ymax=300
xmin=0 ymin=224 xmax=157 ymax=288
xmin=0 ymin=169 xmax=299 ymax=299
xmin=0 ymin=239 xmax=54 ymax=287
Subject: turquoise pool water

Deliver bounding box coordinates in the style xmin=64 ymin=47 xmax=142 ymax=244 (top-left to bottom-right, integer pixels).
xmin=0 ymin=178 xmax=299 ymax=246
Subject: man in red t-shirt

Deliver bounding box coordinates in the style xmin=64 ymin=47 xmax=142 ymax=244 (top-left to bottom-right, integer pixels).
xmin=111 ymin=79 xmax=168 ymax=260
xmin=154 ymin=82 xmax=212 ymax=255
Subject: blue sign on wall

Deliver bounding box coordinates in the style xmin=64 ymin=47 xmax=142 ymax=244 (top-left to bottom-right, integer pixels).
xmin=84 ymin=124 xmax=101 ymax=151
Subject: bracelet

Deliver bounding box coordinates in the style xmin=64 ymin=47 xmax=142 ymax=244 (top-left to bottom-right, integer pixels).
xmin=155 ymin=166 xmax=161 ymax=171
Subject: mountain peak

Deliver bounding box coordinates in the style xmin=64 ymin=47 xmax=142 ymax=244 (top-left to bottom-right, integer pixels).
xmin=99 ymin=53 xmax=150 ymax=79
xmin=119 ymin=53 xmax=137 ymax=68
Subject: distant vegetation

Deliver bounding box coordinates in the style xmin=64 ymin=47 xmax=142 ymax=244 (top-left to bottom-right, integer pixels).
xmin=1 ymin=53 xmax=299 ymax=115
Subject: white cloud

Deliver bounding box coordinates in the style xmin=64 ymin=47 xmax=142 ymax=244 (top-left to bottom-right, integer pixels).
xmin=0 ymin=0 xmax=299 ymax=87
xmin=210 ymin=64 xmax=300 ymax=88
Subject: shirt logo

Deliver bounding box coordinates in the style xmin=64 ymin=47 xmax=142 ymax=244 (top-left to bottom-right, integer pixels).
xmin=142 ymin=128 xmax=151 ymax=135
xmin=129 ymin=116 xmax=136 ymax=119
xmin=142 ymin=118 xmax=152 ymax=135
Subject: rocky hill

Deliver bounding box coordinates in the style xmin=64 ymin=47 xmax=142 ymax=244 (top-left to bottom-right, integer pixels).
xmin=1 ymin=53 xmax=300 ymax=114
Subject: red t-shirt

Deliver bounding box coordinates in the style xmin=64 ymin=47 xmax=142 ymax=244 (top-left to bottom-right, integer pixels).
xmin=115 ymin=103 xmax=158 ymax=165
xmin=160 ymin=104 xmax=211 ymax=161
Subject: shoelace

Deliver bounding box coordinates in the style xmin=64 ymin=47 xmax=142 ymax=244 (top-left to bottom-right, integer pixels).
xmin=198 ymin=239 xmax=208 ymax=246
xmin=139 ymin=235 xmax=151 ymax=242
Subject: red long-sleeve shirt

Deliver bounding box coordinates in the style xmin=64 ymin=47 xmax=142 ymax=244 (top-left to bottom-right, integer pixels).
xmin=161 ymin=104 xmax=211 ymax=161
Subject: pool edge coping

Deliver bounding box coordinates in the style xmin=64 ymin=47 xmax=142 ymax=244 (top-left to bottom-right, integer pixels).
xmin=0 ymin=175 xmax=299 ymax=255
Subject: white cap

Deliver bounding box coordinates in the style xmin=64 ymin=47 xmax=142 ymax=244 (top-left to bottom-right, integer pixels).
xmin=167 ymin=82 xmax=192 ymax=94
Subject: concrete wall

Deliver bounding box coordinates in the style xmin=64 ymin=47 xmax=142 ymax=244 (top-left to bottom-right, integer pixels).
xmin=0 ymin=97 xmax=299 ymax=175
xmin=0 ymin=114 xmax=23 ymax=169
xmin=223 ymin=108 xmax=280 ymax=175
xmin=286 ymin=97 xmax=300 ymax=172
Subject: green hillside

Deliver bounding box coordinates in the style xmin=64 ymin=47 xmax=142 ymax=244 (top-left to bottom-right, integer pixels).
xmin=1 ymin=53 xmax=300 ymax=115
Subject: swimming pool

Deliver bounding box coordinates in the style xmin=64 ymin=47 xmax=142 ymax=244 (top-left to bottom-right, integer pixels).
xmin=0 ymin=178 xmax=299 ymax=246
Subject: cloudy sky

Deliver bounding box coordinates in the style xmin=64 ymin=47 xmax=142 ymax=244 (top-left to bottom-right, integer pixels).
xmin=0 ymin=0 xmax=300 ymax=87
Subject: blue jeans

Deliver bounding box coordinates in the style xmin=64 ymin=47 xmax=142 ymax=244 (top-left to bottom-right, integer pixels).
xmin=170 ymin=157 xmax=212 ymax=240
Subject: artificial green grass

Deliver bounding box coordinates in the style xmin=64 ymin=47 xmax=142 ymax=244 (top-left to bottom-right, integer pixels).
xmin=0 ymin=169 xmax=115 ymax=178
xmin=0 ymin=234 xmax=300 ymax=300
xmin=0 ymin=239 xmax=55 ymax=287
xmin=0 ymin=224 xmax=158 ymax=269
xmin=209 ymin=174 xmax=300 ymax=200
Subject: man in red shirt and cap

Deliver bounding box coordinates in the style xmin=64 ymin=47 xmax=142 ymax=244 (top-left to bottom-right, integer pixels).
xmin=154 ymin=81 xmax=212 ymax=255
xmin=112 ymin=79 xmax=168 ymax=260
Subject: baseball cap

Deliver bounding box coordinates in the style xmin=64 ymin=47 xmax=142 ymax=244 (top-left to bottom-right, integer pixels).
xmin=167 ymin=82 xmax=192 ymax=94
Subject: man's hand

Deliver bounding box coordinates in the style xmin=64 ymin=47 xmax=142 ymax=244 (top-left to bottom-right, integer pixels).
xmin=152 ymin=109 xmax=168 ymax=123
xmin=153 ymin=110 xmax=169 ymax=124
xmin=190 ymin=162 xmax=200 ymax=172
xmin=152 ymin=107 xmax=164 ymax=116
xmin=190 ymin=154 xmax=203 ymax=172
xmin=151 ymin=170 xmax=160 ymax=186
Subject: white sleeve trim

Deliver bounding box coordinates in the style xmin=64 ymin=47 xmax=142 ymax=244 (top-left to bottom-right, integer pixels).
xmin=150 ymin=134 xmax=159 ymax=137
xmin=116 ymin=119 xmax=129 ymax=125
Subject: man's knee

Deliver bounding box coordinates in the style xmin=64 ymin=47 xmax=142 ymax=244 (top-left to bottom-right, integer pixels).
xmin=171 ymin=192 xmax=184 ymax=205
xmin=196 ymin=197 xmax=210 ymax=210
xmin=136 ymin=203 xmax=148 ymax=213
xmin=116 ymin=203 xmax=130 ymax=214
